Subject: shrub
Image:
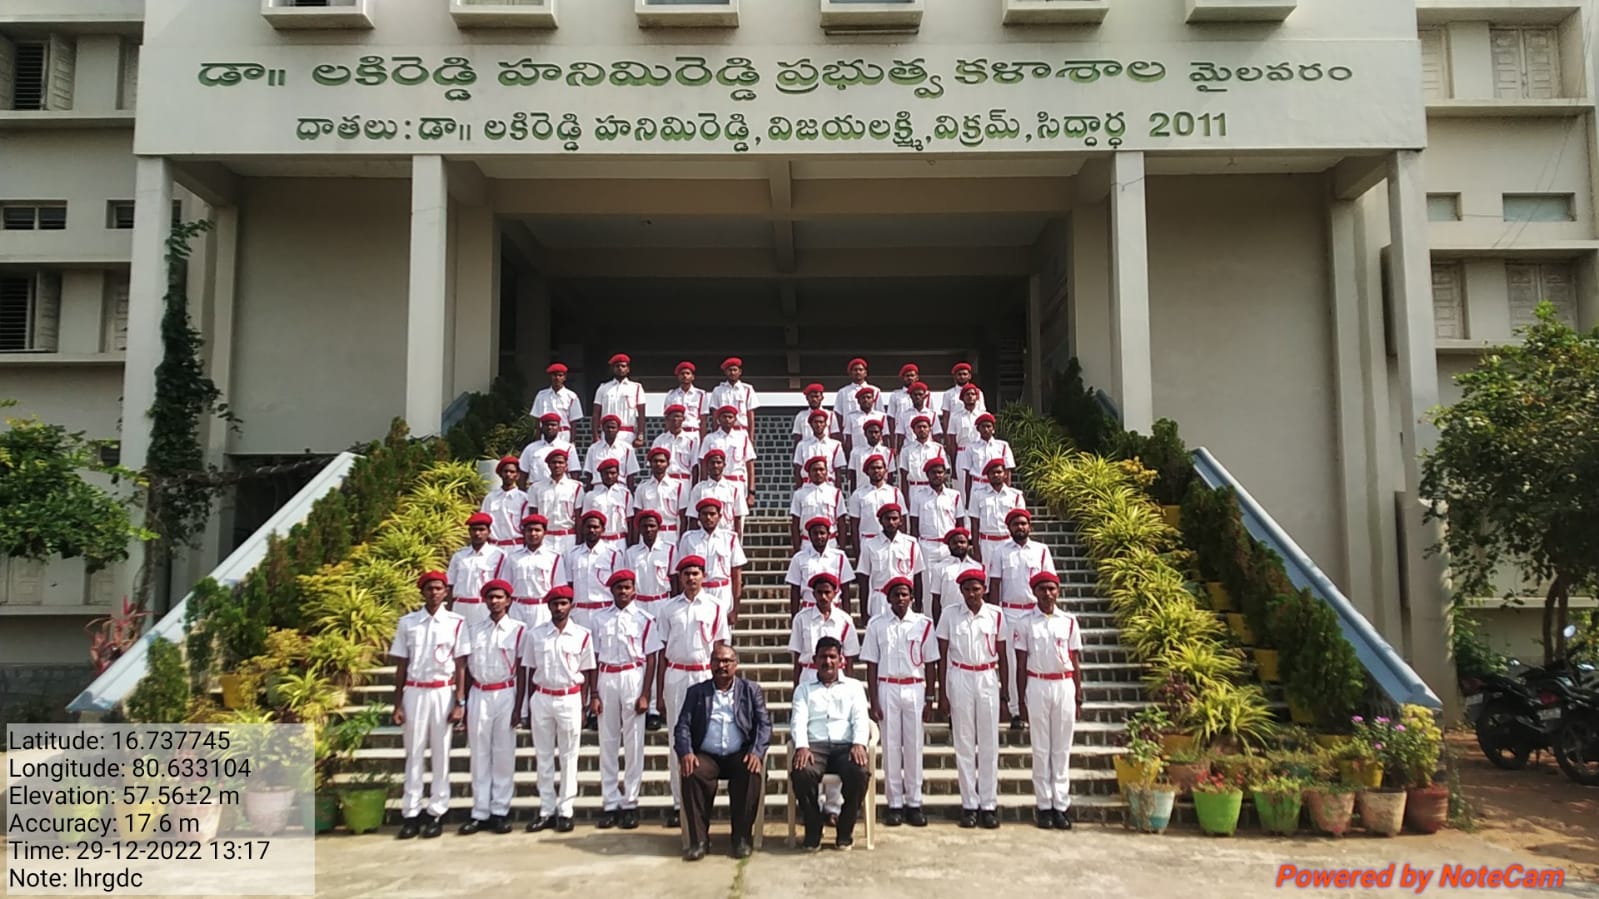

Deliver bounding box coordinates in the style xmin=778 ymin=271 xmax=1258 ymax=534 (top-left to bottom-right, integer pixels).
xmin=126 ymin=637 xmax=190 ymax=724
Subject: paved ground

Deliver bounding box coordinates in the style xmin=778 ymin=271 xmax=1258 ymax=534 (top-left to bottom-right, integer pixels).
xmin=1445 ymin=730 xmax=1599 ymax=881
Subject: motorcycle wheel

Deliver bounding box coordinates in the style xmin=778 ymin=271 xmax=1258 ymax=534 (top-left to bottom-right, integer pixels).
xmin=1554 ymin=712 xmax=1599 ymax=786
xmin=1476 ymin=699 xmax=1534 ymax=770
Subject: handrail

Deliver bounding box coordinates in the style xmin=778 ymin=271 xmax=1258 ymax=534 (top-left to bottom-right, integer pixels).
xmin=1190 ymin=447 xmax=1442 ymax=711
xmin=1094 ymin=388 xmax=1122 ymax=424
xmin=68 ymin=452 xmax=362 ymax=715
xmin=440 ymin=391 xmax=472 ymax=433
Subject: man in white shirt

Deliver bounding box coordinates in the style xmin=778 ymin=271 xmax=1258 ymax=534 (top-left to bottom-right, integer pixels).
xmin=590 ymin=569 xmax=658 ymax=831
xmin=519 ymin=413 xmax=574 ymax=490
xmin=585 ymin=415 xmax=641 ymax=487
xmin=519 ymin=585 xmax=596 ymax=834
xmin=530 ymin=449 xmax=583 ymax=555
xmin=389 ymin=571 xmax=468 ymax=840
xmin=651 ymin=406 xmax=701 ymax=489
xmin=847 ymin=456 xmax=905 ymax=554
xmin=788 ymin=457 xmax=845 ymax=551
xmin=448 ymin=513 xmax=508 ymax=628
xmin=940 ymin=362 xmax=987 ymax=436
xmin=945 ymin=385 xmax=986 ymax=465
xmin=910 ymin=460 xmax=966 ymax=569
xmin=861 ymin=577 xmax=940 ymax=829
xmin=635 ymin=448 xmax=686 ymax=540
xmin=957 ymin=413 xmax=1015 ymax=504
xmin=928 ymin=527 xmax=978 ymax=627
xmin=688 ymin=450 xmax=747 ymax=537
xmin=790 ymin=636 xmax=873 ymax=852
xmin=456 ymin=579 xmax=524 ymax=835
xmin=834 ymin=357 xmax=876 ymax=423
xmin=593 ymin=353 xmax=647 ymax=449
xmin=505 ymin=514 xmax=563 ymax=630
xmin=581 ymin=459 xmax=633 ymax=550
xmin=650 ymin=555 xmax=730 ymax=829
xmin=891 ymin=382 xmax=944 ymax=452
xmin=676 ymin=497 xmax=748 ymax=626
xmin=846 ymin=418 xmax=895 ymax=494
xmin=709 ymin=357 xmax=760 ymax=433
xmin=841 ymin=389 xmax=884 ymax=462
xmin=699 ymin=406 xmax=757 ymax=500
xmin=899 ymin=416 xmax=947 ymax=504
xmin=987 ymin=508 xmax=1056 ymax=729
xmin=663 ymin=361 xmax=709 ymax=435
xmin=968 ymin=459 xmax=1027 ymax=563
xmin=624 ymin=510 xmax=677 ymax=730
xmin=855 ymin=504 xmax=925 ymax=624
xmin=481 ymin=456 xmax=530 ymax=547
xmin=791 ymin=383 xmax=838 ymax=446
xmin=562 ymin=510 xmax=622 ymax=635
xmin=1013 ymin=569 xmax=1084 ymax=831
xmin=785 ymin=518 xmax=856 ymax=617
xmin=792 ymin=410 xmax=847 ymax=489
xmin=936 ymin=568 xmax=1008 ymax=830
xmin=531 ymin=362 xmax=581 ymax=438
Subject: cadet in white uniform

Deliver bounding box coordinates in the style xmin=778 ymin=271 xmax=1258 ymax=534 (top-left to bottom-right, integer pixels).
xmin=785 ymin=517 xmax=857 ymax=616
xmin=787 ymin=571 xmax=860 ymax=821
xmin=845 ymin=418 xmax=896 ymax=493
xmin=520 ymin=586 xmax=595 ymax=834
xmin=676 ymin=497 xmax=748 ymax=626
xmin=635 ymin=448 xmax=687 ymax=540
xmin=891 ymin=382 xmax=944 ymax=452
xmin=788 ymin=457 xmax=845 ymax=551
xmin=940 ymin=363 xmax=988 ymax=436
xmin=936 ymin=569 xmax=1007 ymax=830
xmin=687 ymin=449 xmax=747 ymax=537
xmin=854 ymin=503 xmax=925 ymax=622
xmin=389 ymin=571 xmax=468 ymax=839
xmin=593 ymin=353 xmax=647 ymax=448
xmin=986 ymin=508 xmax=1056 ymax=727
xmin=956 ymin=414 xmax=1015 ymax=504
xmin=709 ymin=357 xmax=760 ymax=433
xmin=624 ymin=510 xmax=677 ymax=729
xmin=649 ymin=556 xmax=730 ymax=828
xmin=792 ymin=409 xmax=847 ymax=488
xmin=531 ymin=449 xmax=583 ymax=555
xmin=846 ymin=455 xmax=905 ymax=552
xmin=1013 ymin=570 xmax=1084 ymax=831
xmin=448 ymin=513 xmax=508 ymax=628
xmin=561 ymin=510 xmax=622 ymax=631
xmin=590 ymin=569 xmax=658 ymax=831
xmin=834 ymin=358 xmax=876 ymax=422
xmin=699 ymin=406 xmax=757 ymax=500
xmin=899 ymin=416 xmax=948 ymax=505
xmin=663 ymin=361 xmax=710 ymax=435
xmin=910 ymin=460 xmax=966 ymax=568
xmin=531 ymin=362 xmax=581 ymax=437
xmin=504 ymin=514 xmax=563 ymax=630
xmin=519 ymin=413 xmax=574 ymax=490
xmin=967 ymin=459 xmax=1027 ymax=563
xmin=792 ymin=383 xmax=839 ymax=445
xmin=840 ymin=389 xmax=884 ymax=460
xmin=481 ymin=456 xmax=530 ymax=547
xmin=945 ymin=387 xmax=986 ymax=465
xmin=581 ymin=459 xmax=633 ymax=550
xmin=585 ymin=415 xmax=642 ymax=486
xmin=457 ymin=579 xmax=524 ymax=835
xmin=928 ymin=528 xmax=979 ymax=627
xmin=861 ymin=577 xmax=940 ymax=828
xmin=651 ymin=407 xmax=701 ymax=495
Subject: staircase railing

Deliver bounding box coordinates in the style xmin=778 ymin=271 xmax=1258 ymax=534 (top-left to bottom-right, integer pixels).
xmin=67 ymin=452 xmax=363 ymax=716
xmin=1190 ymin=447 xmax=1441 ymax=711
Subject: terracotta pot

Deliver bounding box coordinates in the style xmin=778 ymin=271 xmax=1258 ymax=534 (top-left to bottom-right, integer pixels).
xmin=1253 ymin=649 xmax=1282 ymax=683
xmin=1303 ymin=789 xmax=1356 ymax=836
xmin=1167 ymin=761 xmax=1210 ymax=796
xmin=1404 ymin=783 xmax=1449 ymax=834
xmin=1357 ymin=789 xmax=1407 ymax=837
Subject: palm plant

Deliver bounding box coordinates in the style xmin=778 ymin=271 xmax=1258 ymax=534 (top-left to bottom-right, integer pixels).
xmin=1149 ymin=641 xmax=1245 ymax=691
xmin=1123 ymin=599 xmax=1227 ymax=661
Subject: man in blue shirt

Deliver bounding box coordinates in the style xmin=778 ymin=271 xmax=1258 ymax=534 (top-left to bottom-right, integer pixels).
xmin=673 ymin=644 xmax=772 ymax=861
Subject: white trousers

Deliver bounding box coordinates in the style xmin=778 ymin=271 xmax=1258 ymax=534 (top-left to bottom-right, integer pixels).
xmin=530 ymin=690 xmax=582 ymax=818
xmin=918 ymin=539 xmax=951 ymax=570
xmin=453 ymin=599 xmax=489 ymax=629
xmin=1000 ymin=606 xmax=1032 ymax=716
xmin=400 ymin=685 xmax=455 ymax=818
xmin=878 ymin=681 xmax=927 ymax=808
xmin=467 ymin=685 xmax=517 ymax=819
xmin=544 ymin=534 xmax=576 ymax=556
xmin=866 ymin=590 xmax=890 ymax=621
xmin=947 ymin=667 xmax=1000 ymax=811
xmin=663 ymin=666 xmax=711 ymax=808
xmin=598 ymin=668 xmax=646 ymax=810
xmin=1026 ymin=678 xmax=1077 ymax=811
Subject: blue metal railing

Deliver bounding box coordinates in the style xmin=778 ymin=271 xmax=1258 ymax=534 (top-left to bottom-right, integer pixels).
xmin=1190 ymin=447 xmax=1441 ymax=710
xmin=1094 ymin=388 xmax=1121 ymax=423
xmin=440 ymin=392 xmax=472 ymax=433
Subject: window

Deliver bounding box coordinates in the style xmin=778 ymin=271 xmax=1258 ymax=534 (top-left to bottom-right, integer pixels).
xmin=1419 ymin=27 xmax=1450 ymax=100
xmin=107 ymin=201 xmax=135 ymax=230
xmin=1427 ymin=193 xmax=1461 ymax=222
xmin=635 ymin=0 xmax=738 ymax=28
xmin=105 ymin=274 xmax=129 ymax=352
xmin=0 ymin=274 xmax=62 ymax=353
xmin=1431 ymin=263 xmax=1467 ymax=339
xmin=1184 ymin=0 xmax=1297 ymax=23
xmin=118 ymin=39 xmax=139 ymax=110
xmin=2 ymin=203 xmax=67 ymax=230
xmin=260 ymin=0 xmax=373 ymax=29
xmin=1502 ymin=193 xmax=1574 ymax=223
xmin=820 ymin=0 xmax=923 ymax=32
xmin=450 ymin=0 xmax=557 ymax=28
xmin=1490 ymin=26 xmax=1560 ymax=99
xmin=0 ymin=35 xmax=75 ymax=111
xmin=1002 ymin=0 xmax=1111 ymax=24
xmin=10 ymin=41 xmax=47 ymax=110
xmin=1506 ymin=262 xmax=1577 ymax=328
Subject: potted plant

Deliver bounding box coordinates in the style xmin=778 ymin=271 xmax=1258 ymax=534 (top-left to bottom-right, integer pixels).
xmin=1350 ymin=715 xmax=1407 ymax=837
xmin=314 ymin=706 xmax=385 ymax=834
xmin=1165 ymin=747 xmax=1210 ymax=795
xmin=1339 ymin=716 xmax=1386 ymax=788
xmin=1183 ymin=682 xmax=1274 ymax=754
xmin=1251 ymin=773 xmax=1305 ymax=836
xmin=1225 ymin=613 xmax=1257 ymax=646
xmin=1115 ymin=707 xmax=1167 ymax=793
xmin=1392 ymin=704 xmax=1447 ymax=834
xmin=1303 ymin=778 xmax=1359 ymax=837
xmin=225 ymin=710 xmax=312 ymax=837
xmin=338 ymin=768 xmax=393 ymax=836
xmin=1150 ymin=673 xmax=1198 ymax=755
xmin=1191 ymin=771 xmax=1246 ymax=836
xmin=1127 ymin=770 xmax=1178 ymax=835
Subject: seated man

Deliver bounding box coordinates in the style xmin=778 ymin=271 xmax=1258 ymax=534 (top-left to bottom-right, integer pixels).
xmin=790 ymin=636 xmax=872 ymax=852
xmin=674 ymin=644 xmax=773 ymax=862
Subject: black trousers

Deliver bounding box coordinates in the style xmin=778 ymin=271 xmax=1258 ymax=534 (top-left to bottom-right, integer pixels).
xmin=682 ymin=751 xmax=760 ymax=848
xmin=791 ymin=741 xmax=869 ymax=841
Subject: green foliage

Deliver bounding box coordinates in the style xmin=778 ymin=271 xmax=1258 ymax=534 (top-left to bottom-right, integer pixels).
xmin=1271 ymin=589 xmax=1366 ymax=732
xmin=1420 ymin=304 xmax=1599 ymax=662
xmin=1138 ymin=419 xmax=1194 ymax=507
xmin=1450 ymin=609 xmax=1508 ymax=680
xmin=1185 ymin=682 xmax=1275 ymax=749
xmin=126 ymin=637 xmax=191 ymax=724
xmin=443 ymin=367 xmax=528 ymax=461
xmin=314 ymin=705 xmax=385 ymax=789
xmin=1046 ymin=359 xmax=1116 ymax=455
xmin=0 ymin=404 xmax=152 ymax=571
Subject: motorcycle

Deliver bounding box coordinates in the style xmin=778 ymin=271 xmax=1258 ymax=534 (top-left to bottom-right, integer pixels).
xmin=1463 ymin=624 xmax=1594 ymax=771
xmin=1551 ymin=627 xmax=1599 ymax=786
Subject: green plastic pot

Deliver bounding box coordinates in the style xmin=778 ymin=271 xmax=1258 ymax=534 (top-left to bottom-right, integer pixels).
xmin=314 ymin=791 xmax=339 ymax=834
xmin=339 ymin=787 xmax=388 ymax=835
xmin=1192 ymin=789 xmax=1244 ymax=836
xmin=1252 ymin=789 xmax=1303 ymax=836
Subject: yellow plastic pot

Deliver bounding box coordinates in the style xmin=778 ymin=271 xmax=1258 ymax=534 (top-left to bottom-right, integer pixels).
xmin=1205 ymin=582 xmax=1235 ymax=612
xmin=1338 ymin=760 xmax=1383 ymax=789
xmin=1252 ymin=649 xmax=1282 ymax=682
xmin=219 ymin=674 xmax=249 ymax=709
xmin=1161 ymin=505 xmax=1182 ymax=529
xmin=1226 ymin=613 xmax=1257 ymax=646
xmin=1287 ymin=696 xmax=1316 ymax=725
xmin=1113 ymin=756 xmax=1161 ymax=792
xmin=1160 ymin=733 xmax=1196 ymax=756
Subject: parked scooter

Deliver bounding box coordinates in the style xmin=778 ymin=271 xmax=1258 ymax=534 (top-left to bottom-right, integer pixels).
xmin=1463 ymin=624 xmax=1594 ymax=770
xmin=1551 ymin=626 xmax=1599 ymax=785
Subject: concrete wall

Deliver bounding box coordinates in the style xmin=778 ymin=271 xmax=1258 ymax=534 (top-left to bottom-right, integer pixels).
xmin=230 ymin=178 xmax=410 ymax=454
xmin=0 ymin=130 xmax=134 ymax=266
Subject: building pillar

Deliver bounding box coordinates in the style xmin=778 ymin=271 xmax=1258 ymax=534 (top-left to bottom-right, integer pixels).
xmin=407 ymin=155 xmax=450 ymax=437
xmin=1109 ymin=151 xmax=1154 ymax=433
xmin=452 ymin=203 xmax=497 ymax=397
xmin=1026 ymin=273 xmax=1045 ymax=411
xmin=200 ymin=204 xmax=240 ymax=569
xmin=1387 ymin=150 xmax=1456 ymax=717
xmin=120 ymin=157 xmax=174 ymax=473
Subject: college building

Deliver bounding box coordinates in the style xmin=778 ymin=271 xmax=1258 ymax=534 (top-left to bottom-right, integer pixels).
xmin=1 ymin=0 xmax=1595 ymax=707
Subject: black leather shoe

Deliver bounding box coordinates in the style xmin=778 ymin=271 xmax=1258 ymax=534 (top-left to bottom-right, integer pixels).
xmin=458 ymin=818 xmax=484 ymax=835
xmin=683 ymin=843 xmax=707 ymax=862
xmin=980 ymin=810 xmax=1000 ymax=830
xmin=665 ymin=808 xmax=680 ymax=828
xmin=884 ymin=808 xmax=904 ymax=827
xmin=556 ymin=816 xmax=574 ymax=833
xmin=835 ymin=837 xmax=854 ymax=852
xmin=1034 ymin=809 xmax=1053 ymax=829
xmin=397 ymin=817 xmax=421 ymax=840
xmin=583 ymin=714 xmax=598 ymax=732
xmin=597 ymin=810 xmax=618 ymax=829
xmin=421 ymin=815 xmax=444 ymax=838
xmin=620 ymin=809 xmax=639 ymax=830
xmin=1054 ymin=810 xmax=1072 ymax=830
xmin=803 ymin=829 xmax=823 ymax=851
xmin=526 ymin=815 xmax=557 ymax=833
xmin=731 ymin=839 xmax=753 ymax=859
xmin=905 ymin=807 xmax=928 ymax=828
xmin=1009 ymin=715 xmax=1024 ymax=731
xmin=492 ymin=815 xmax=514 ymax=834
xmin=958 ymin=809 xmax=978 ymax=829
xmin=646 ymin=713 xmax=665 ymax=731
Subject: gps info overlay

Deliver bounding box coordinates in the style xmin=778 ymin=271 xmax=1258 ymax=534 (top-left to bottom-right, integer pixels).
xmin=7 ymin=724 xmax=315 ymax=895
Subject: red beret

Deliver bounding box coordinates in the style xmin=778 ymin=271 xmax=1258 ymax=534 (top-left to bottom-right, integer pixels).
xmin=647 ymin=447 xmax=671 ymax=460
xmin=975 ymin=413 xmax=996 ymax=426
xmin=539 ymin=412 xmax=563 ymax=424
xmin=983 ymin=457 xmax=1008 ymax=473
xmin=961 ymin=384 xmax=981 ymax=395
xmin=546 ymin=585 xmax=575 ymax=601
xmin=808 ymin=409 xmax=830 ymax=421
xmin=863 ymin=453 xmax=887 ymax=468
xmin=466 ymin=512 xmax=493 ymax=527
xmin=898 ymin=363 xmax=919 ymax=377
xmin=480 ymin=578 xmax=513 ymax=599
xmin=721 ymin=357 xmax=742 ymax=370
xmin=808 ymin=572 xmax=841 ymax=591
xmin=702 ymin=448 xmax=726 ymax=462
xmin=1005 ymin=508 xmax=1032 ymax=525
xmin=417 ymin=570 xmax=448 ymax=589
xmin=606 ymin=569 xmax=637 ymax=587
xmin=862 ymin=416 xmax=884 ymax=430
xmin=634 ymin=509 xmax=662 ymax=525
xmin=921 ymin=457 xmax=948 ymax=473
xmin=664 ymin=403 xmax=687 ymax=416
xmin=695 ymin=497 xmax=723 ymax=513
xmin=521 ymin=513 xmax=548 ymax=529
xmin=804 ymin=455 xmax=828 ymax=469
xmin=716 ymin=404 xmax=739 ymax=416
xmin=956 ymin=568 xmax=987 ymax=586
xmin=951 ymin=362 xmax=973 ymax=374
xmin=803 ymin=516 xmax=833 ymax=532
xmin=1029 ymin=570 xmax=1061 ymax=589
xmin=910 ymin=381 xmax=929 ymax=392
xmin=677 ymin=554 xmax=707 ymax=572
xmin=804 ymin=383 xmax=826 ymax=394
xmin=608 ymin=353 xmax=631 ymax=365
xmin=847 ymin=357 xmax=868 ymax=371
xmin=545 ymin=362 xmax=568 ymax=374
xmin=675 ymin=361 xmax=696 ymax=373
xmin=875 ymin=503 xmax=903 ymax=519
xmin=858 ymin=387 xmax=878 ymax=399
xmin=943 ymin=527 xmax=971 ymax=542
xmin=496 ymin=455 xmax=520 ymax=473
xmin=600 ymin=414 xmax=622 ymax=426
xmin=581 ymin=510 xmax=607 ymax=526
xmin=883 ymin=576 xmax=914 ymax=594
xmin=596 ymin=458 xmax=620 ymax=471
xmin=545 ymin=448 xmax=569 ymax=461
xmin=910 ymin=415 xmax=932 ymax=428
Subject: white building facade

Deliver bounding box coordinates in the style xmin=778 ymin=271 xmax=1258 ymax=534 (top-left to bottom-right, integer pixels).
xmin=1 ymin=0 xmax=1594 ymax=689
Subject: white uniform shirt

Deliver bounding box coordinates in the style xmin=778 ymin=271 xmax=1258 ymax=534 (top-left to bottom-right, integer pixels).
xmin=505 ymin=542 xmax=565 ymax=603
xmin=698 ymin=428 xmax=757 ymax=475
xmin=623 ymin=539 xmax=677 ymax=603
xmin=848 ymin=441 xmax=898 ymax=483
xmin=789 ymin=482 xmax=846 ymax=530
xmin=788 ymin=606 xmax=861 ymax=666
xmin=969 ymin=483 xmax=1027 ymax=540
xmin=531 ymin=477 xmax=584 ymax=535
xmin=947 ymin=406 xmax=985 ymax=454
xmin=900 ymin=438 xmax=949 ymax=492
xmin=447 ymin=543 xmax=508 ymax=600
xmin=584 ymin=439 xmax=641 ymax=482
xmin=675 ymin=527 xmax=748 ymax=587
xmin=792 ymin=408 xmax=841 ymax=439
xmin=634 ymin=475 xmax=686 ymax=534
xmin=519 ymin=436 xmax=574 ymax=487
xmin=913 ymin=487 xmax=967 ymax=545
xmin=986 ymin=540 xmax=1057 ymax=609
xmin=792 ymin=434 xmax=848 ymax=481
xmin=580 ymin=483 xmax=633 ymax=537
xmin=883 ymin=387 xmax=913 ymax=433
xmin=842 ymin=409 xmax=887 ymax=453
xmin=941 ymin=384 xmax=988 ymax=421
xmin=480 ymin=486 xmax=531 ymax=544
xmin=594 ymin=378 xmax=646 ymax=433
xmin=790 ymin=676 xmax=871 ymax=749
xmin=861 ymin=611 xmax=940 ymax=680
xmin=784 ymin=544 xmax=856 ymax=608
xmin=930 ymin=554 xmax=982 ymax=611
xmin=891 ymin=400 xmax=944 ymax=440
xmin=560 ymin=541 xmax=622 ymax=610
xmin=687 ymin=477 xmax=747 ymax=532
xmin=590 ymin=603 xmax=655 ymax=668
xmin=834 ymin=382 xmax=878 ymax=418
xmin=709 ymin=380 xmax=760 ymax=425
xmin=848 ymin=482 xmax=906 ymax=538
xmin=466 ymin=615 xmax=527 ymax=686
xmin=651 ymin=430 xmax=701 ymax=480
xmin=389 ymin=607 xmax=469 ymax=683
xmin=856 ymin=532 xmax=925 ymax=596
xmin=531 ymin=386 xmax=582 ymax=431
xmin=956 ymin=437 xmax=1016 ymax=486
xmin=648 ymin=593 xmax=728 ymax=665
xmin=663 ymin=385 xmax=710 ymax=433
xmin=521 ymin=621 xmax=595 ymax=691
xmin=1011 ymin=608 xmax=1082 ymax=676
xmin=935 ymin=602 xmax=1006 ymax=669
